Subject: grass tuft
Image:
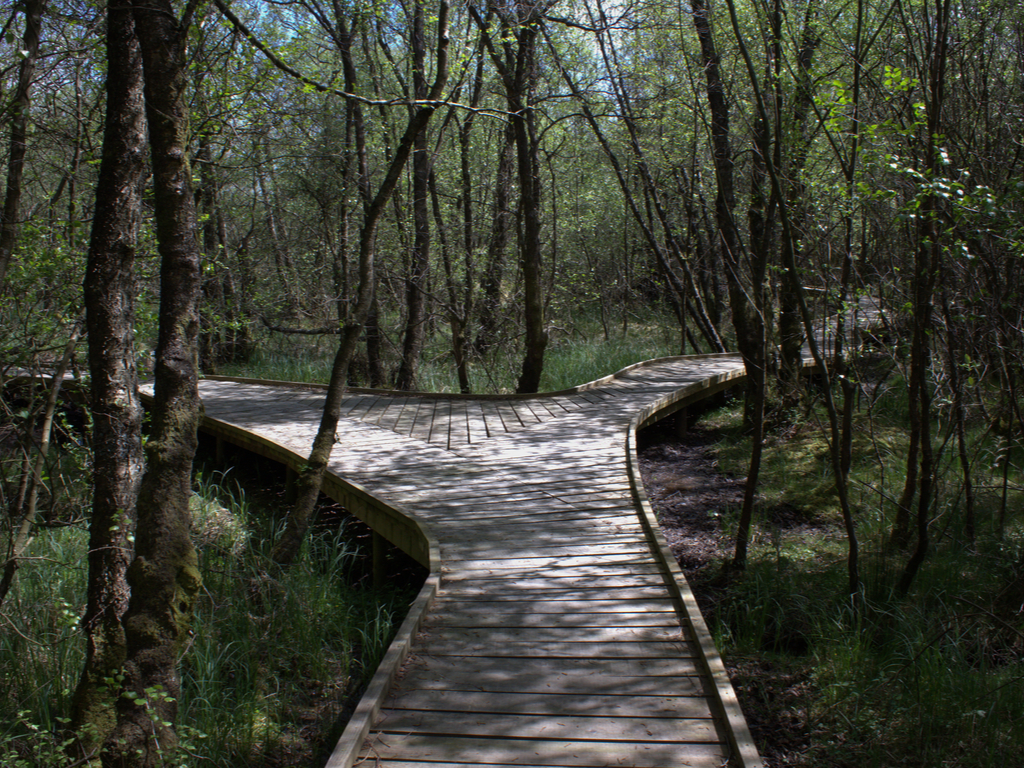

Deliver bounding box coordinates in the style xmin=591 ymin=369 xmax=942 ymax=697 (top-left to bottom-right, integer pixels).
xmin=219 ymin=310 xmax=683 ymax=394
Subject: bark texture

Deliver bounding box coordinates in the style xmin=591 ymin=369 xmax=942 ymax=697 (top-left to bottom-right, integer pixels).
xmin=102 ymin=0 xmax=203 ymax=763
xmin=71 ymin=2 xmax=147 ymax=753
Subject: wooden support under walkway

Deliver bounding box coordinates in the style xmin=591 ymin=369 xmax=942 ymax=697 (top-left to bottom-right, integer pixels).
xmin=192 ymin=353 xmax=763 ymax=768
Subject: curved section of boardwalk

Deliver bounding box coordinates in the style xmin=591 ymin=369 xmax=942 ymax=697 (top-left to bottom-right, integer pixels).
xmin=195 ymin=354 xmax=762 ymax=768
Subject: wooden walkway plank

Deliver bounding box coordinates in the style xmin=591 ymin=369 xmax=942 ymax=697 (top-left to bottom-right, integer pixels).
xmin=407 ymin=397 xmax=436 ymax=442
xmin=478 ymin=401 xmax=505 ymax=437
xmin=388 ymin=667 xmax=707 ymax=696
xmin=373 ymin=397 xmax=407 ymax=432
xmin=446 ymin=401 xmax=470 ymax=449
xmin=417 ymin=624 xmax=689 ymax=643
xmin=374 ymin=710 xmax=719 ymax=742
xmin=342 ymin=393 xmax=381 ymax=421
xmin=464 ymin=400 xmax=490 ymax=444
xmin=360 ymin=734 xmax=728 ymax=767
xmin=390 ymin=398 xmax=420 ymax=436
xmin=385 ymin=654 xmax=705 ymax=681
xmin=508 ymin=399 xmax=544 ymax=425
xmin=383 ymin=689 xmax=716 ymax=718
xmin=430 ymin=398 xmax=453 ymax=446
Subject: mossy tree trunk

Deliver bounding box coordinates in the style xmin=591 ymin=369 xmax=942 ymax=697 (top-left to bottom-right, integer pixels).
xmin=70 ymin=1 xmax=147 ymax=754
xmin=102 ymin=0 xmax=203 ymax=763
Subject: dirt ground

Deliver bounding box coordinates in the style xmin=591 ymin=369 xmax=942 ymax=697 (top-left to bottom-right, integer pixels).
xmin=637 ymin=420 xmax=812 ymax=768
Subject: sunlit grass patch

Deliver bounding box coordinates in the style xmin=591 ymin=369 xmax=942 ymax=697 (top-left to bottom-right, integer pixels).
xmin=218 ymin=309 xmax=683 ymax=394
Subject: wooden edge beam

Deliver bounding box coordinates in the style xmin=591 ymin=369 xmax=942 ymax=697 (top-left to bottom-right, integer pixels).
xmin=323 ymin=572 xmax=440 ymax=768
xmin=626 ymin=377 xmax=765 ymax=768
xmin=191 ymin=414 xmax=435 ymax=568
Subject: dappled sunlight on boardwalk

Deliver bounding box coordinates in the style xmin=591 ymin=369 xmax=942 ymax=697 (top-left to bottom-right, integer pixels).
xmin=194 ymin=353 xmax=762 ymax=768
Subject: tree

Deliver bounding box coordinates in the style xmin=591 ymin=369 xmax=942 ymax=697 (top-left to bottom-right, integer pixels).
xmin=102 ymin=0 xmax=204 ymax=761
xmin=70 ymin=0 xmax=147 ymax=753
xmin=691 ymin=0 xmax=769 ymax=570
xmin=395 ymin=0 xmax=437 ymax=391
xmin=894 ymin=0 xmax=953 ymax=596
xmin=470 ymin=0 xmax=551 ymax=394
xmin=0 ymin=0 xmax=46 ymax=290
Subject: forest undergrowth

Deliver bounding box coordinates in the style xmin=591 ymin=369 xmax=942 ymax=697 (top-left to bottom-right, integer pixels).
xmin=1 ymin=314 xmax=677 ymax=767
xmin=219 ymin=310 xmax=683 ymax=394
xmin=0 ymin=439 xmax=423 ymax=767
xmin=5 ymin=319 xmax=1023 ymax=767
xmin=639 ymin=393 xmax=1024 ymax=768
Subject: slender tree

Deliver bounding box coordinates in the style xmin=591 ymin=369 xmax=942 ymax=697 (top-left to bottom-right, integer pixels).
xmin=271 ymin=0 xmax=451 ymax=564
xmin=896 ymin=0 xmax=953 ymax=595
xmin=470 ymin=0 xmax=551 ymax=393
xmin=396 ymin=0 xmax=436 ymax=391
xmin=691 ymin=0 xmax=768 ymax=569
xmin=0 ymin=0 xmax=46 ymax=290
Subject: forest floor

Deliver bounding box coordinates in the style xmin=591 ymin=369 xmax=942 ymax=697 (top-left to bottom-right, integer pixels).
xmin=637 ymin=420 xmax=816 ymax=768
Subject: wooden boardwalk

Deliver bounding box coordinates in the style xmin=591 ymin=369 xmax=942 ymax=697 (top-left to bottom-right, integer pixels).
xmin=194 ymin=354 xmax=763 ymax=768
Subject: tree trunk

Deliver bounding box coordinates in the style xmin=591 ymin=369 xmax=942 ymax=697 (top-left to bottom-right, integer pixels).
xmin=434 ymin=170 xmax=472 ymax=393
xmin=102 ymin=0 xmax=203 ymax=762
xmin=514 ymin=66 xmax=548 ymax=394
xmin=469 ymin=4 xmax=548 ymax=393
xmin=893 ymin=1 xmax=951 ymax=586
xmin=396 ymin=0 xmax=433 ymax=391
xmin=778 ymin=7 xmax=819 ymax=401
xmin=70 ymin=2 xmax=146 ymax=753
xmin=692 ymin=0 xmax=766 ymax=569
xmin=256 ymin=141 xmax=301 ymax=319
xmin=475 ymin=122 xmax=515 ymax=355
xmin=0 ymin=0 xmax=46 ymax=290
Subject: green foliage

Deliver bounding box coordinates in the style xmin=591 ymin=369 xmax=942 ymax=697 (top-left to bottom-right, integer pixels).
xmin=0 ymin=465 xmax=415 ymax=768
xmin=702 ymin=394 xmax=1024 ymax=767
xmin=179 ymin=467 xmax=415 ymax=766
xmin=537 ymin=316 xmax=681 ymax=392
xmin=221 ymin=309 xmax=681 ymax=394
xmin=0 ymin=526 xmax=88 ymax=746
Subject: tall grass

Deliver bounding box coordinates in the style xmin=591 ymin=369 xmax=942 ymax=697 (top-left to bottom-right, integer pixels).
xmin=218 ymin=310 xmax=683 ymax=393
xmin=0 ymin=525 xmax=88 ymax=747
xmin=0 ymin=466 xmax=417 ymax=767
xmin=701 ymin=397 xmax=1024 ymax=767
xmin=181 ymin=469 xmax=417 ymax=766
